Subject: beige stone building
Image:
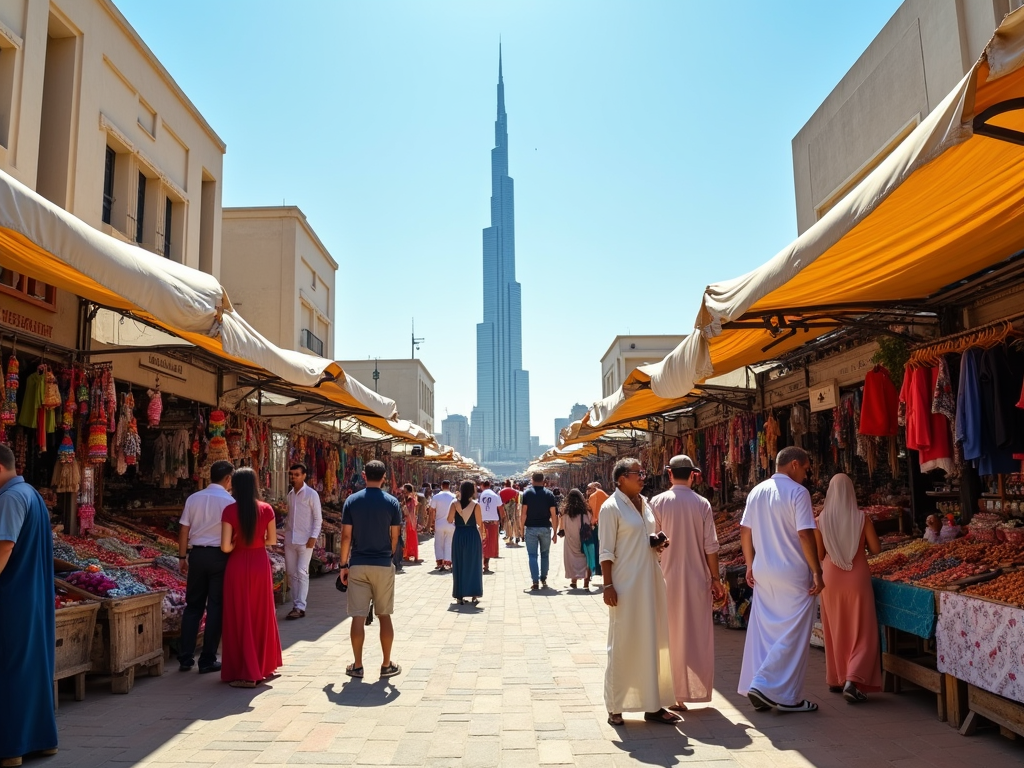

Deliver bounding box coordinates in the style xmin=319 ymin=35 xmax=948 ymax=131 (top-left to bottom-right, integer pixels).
xmin=0 ymin=0 xmax=226 ymax=403
xmin=339 ymin=359 xmax=435 ymax=434
xmin=793 ymin=0 xmax=1023 ymax=234
xmin=600 ymin=335 xmax=685 ymax=398
xmin=220 ymin=206 xmax=336 ymax=359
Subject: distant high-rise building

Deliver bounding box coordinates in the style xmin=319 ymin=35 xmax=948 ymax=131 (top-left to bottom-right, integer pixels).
xmin=441 ymin=414 xmax=471 ymax=456
xmin=568 ymin=403 xmax=589 ymax=422
xmin=554 ymin=418 xmax=571 ymax=445
xmin=471 ymin=46 xmax=531 ymax=464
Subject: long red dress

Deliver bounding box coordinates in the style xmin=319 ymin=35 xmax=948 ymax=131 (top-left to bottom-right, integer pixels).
xmin=404 ymin=497 xmax=419 ymax=560
xmin=221 ymin=502 xmax=282 ymax=683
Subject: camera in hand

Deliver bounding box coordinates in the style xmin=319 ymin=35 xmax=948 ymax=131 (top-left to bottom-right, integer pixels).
xmin=649 ymin=531 xmax=669 ymax=549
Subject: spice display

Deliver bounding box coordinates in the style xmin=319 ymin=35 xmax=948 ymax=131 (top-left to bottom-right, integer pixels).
xmin=962 ymin=570 xmax=1024 ymax=607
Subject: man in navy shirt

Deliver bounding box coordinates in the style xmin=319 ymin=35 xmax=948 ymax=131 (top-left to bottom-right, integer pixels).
xmin=340 ymin=460 xmax=403 ymax=680
xmin=520 ymin=472 xmax=559 ymax=591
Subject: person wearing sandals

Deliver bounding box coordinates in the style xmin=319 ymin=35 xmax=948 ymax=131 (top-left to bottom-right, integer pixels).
xmin=650 ymin=456 xmax=725 ymax=712
xmin=219 ymin=468 xmax=283 ymax=688
xmin=557 ymin=489 xmax=592 ymax=590
xmin=448 ymin=481 xmax=484 ymax=605
xmin=738 ymin=446 xmax=824 ymax=714
xmin=600 ymin=458 xmax=678 ymax=726
xmin=815 ymin=473 xmax=882 ymax=703
xmin=340 ymin=461 xmax=403 ymax=681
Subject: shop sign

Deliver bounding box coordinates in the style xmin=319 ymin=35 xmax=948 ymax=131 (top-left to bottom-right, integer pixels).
xmin=809 ymin=380 xmax=839 ymax=412
xmin=139 ymin=354 xmax=187 ymax=381
xmin=0 ymin=308 xmax=54 ymax=339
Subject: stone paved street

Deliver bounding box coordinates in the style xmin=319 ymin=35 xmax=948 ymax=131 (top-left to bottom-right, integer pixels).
xmin=47 ymin=538 xmax=1024 ymax=768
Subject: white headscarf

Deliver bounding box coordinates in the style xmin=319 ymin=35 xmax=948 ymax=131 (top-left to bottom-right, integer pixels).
xmin=817 ymin=473 xmax=864 ymax=571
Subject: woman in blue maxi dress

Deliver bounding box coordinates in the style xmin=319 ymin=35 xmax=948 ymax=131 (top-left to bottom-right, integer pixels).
xmin=0 ymin=469 xmax=59 ymax=765
xmin=448 ymin=481 xmax=484 ymax=605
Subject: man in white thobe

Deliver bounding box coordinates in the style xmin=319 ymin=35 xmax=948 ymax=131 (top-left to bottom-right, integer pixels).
xmin=738 ymin=446 xmax=823 ymax=713
xmin=600 ymin=458 xmax=677 ymax=726
xmin=284 ymin=463 xmax=322 ymax=620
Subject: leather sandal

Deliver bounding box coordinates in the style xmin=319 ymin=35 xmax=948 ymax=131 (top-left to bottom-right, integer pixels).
xmin=777 ymin=699 xmax=818 ymax=713
xmin=607 ymin=713 xmax=624 ymax=726
xmin=644 ymin=708 xmax=682 ymax=724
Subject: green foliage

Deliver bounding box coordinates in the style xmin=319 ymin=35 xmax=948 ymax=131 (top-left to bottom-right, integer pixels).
xmin=871 ymin=337 xmax=910 ymax=389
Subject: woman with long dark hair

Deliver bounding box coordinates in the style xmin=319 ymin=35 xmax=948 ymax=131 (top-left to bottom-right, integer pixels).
xmin=220 ymin=467 xmax=282 ymax=687
xmin=402 ymin=483 xmax=421 ymax=563
xmin=558 ymin=489 xmax=593 ymax=590
xmin=447 ymin=480 xmax=484 ymax=605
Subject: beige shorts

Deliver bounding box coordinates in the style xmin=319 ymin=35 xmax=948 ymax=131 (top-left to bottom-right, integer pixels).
xmin=347 ymin=564 xmax=396 ymax=617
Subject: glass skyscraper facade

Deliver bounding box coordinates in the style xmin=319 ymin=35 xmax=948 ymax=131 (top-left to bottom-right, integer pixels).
xmin=471 ymin=48 xmax=531 ymax=464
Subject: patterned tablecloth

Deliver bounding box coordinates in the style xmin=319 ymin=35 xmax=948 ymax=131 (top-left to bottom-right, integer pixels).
xmin=872 ymin=578 xmax=938 ymax=639
xmin=936 ymin=591 xmax=1024 ymax=702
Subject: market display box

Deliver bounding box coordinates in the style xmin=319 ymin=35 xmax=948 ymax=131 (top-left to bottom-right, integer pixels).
xmin=53 ymin=599 xmax=100 ymax=708
xmin=56 ymin=579 xmax=166 ymax=694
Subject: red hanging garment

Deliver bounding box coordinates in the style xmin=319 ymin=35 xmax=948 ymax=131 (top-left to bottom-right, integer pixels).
xmin=859 ymin=365 xmax=899 ymax=437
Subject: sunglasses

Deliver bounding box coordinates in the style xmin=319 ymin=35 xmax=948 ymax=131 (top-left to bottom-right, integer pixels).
xmin=623 ymin=470 xmax=647 ymax=479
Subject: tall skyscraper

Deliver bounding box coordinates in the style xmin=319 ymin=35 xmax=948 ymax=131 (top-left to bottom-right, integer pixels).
xmin=471 ymin=47 xmax=531 ymax=464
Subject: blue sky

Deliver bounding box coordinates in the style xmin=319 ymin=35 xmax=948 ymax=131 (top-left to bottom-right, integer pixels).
xmin=119 ymin=0 xmax=902 ymax=447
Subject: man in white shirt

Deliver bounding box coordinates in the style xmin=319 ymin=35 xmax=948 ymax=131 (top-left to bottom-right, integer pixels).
xmin=738 ymin=446 xmax=824 ymax=714
xmin=284 ymin=463 xmax=322 ymax=620
xmin=429 ymin=480 xmax=456 ymax=572
xmin=177 ymin=460 xmax=235 ymax=673
xmin=478 ymin=480 xmax=503 ymax=573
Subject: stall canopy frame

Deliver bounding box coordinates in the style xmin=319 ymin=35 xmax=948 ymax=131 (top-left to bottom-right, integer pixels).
xmin=588 ymin=8 xmax=1024 ymax=429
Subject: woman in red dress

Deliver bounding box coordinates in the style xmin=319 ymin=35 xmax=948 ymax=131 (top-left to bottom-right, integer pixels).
xmin=402 ymin=483 xmax=421 ymax=563
xmin=220 ymin=467 xmax=283 ymax=687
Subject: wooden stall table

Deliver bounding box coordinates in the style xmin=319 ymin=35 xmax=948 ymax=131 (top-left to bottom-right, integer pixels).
xmin=936 ymin=591 xmax=1024 ymax=738
xmin=53 ymin=599 xmax=100 ymax=708
xmin=872 ymin=578 xmax=947 ymax=721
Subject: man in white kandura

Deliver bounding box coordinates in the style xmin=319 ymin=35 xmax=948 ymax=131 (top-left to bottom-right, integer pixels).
xmin=600 ymin=457 xmax=677 ymax=726
xmin=738 ymin=446 xmax=824 ymax=713
xmin=650 ymin=455 xmax=725 ymax=712
xmin=429 ymin=480 xmax=456 ymax=571
xmin=284 ymin=462 xmax=323 ymax=620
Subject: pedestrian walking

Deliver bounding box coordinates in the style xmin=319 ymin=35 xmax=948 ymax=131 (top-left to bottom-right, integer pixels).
xmin=478 ymin=480 xmax=502 ymax=572
xmin=650 ymin=455 xmax=725 ymax=711
xmin=429 ymin=480 xmax=456 ymax=570
xmin=340 ymin=460 xmax=403 ymax=680
xmin=448 ymin=480 xmax=484 ymax=605
xmin=521 ymin=472 xmax=558 ymax=590
xmin=499 ymin=480 xmax=521 ymax=544
xmin=391 ymin=482 xmax=406 ymax=573
xmin=402 ymin=483 xmax=421 ymax=564
xmin=0 ymin=443 xmax=59 ymax=767
xmin=177 ymin=459 xmax=235 ymax=673
xmin=585 ymin=482 xmax=608 ymax=576
xmin=219 ymin=468 xmax=282 ymax=688
xmin=284 ymin=463 xmax=322 ymax=620
xmin=558 ymin=489 xmax=592 ymax=589
xmin=600 ymin=458 xmax=677 ymax=726
xmin=815 ymin=473 xmax=882 ymax=703
xmin=738 ymin=446 xmax=824 ymax=713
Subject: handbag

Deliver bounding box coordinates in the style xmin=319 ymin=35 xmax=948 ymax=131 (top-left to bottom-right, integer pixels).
xmin=580 ymin=519 xmax=594 ymax=542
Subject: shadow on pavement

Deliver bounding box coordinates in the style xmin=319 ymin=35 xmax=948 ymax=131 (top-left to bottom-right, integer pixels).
xmin=323 ymin=680 xmax=401 ymax=707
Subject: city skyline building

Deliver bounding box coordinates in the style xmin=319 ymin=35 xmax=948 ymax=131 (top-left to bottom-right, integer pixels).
xmin=470 ymin=47 xmax=531 ymax=466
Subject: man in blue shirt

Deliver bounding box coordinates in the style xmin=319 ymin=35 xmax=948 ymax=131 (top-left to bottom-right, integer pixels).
xmin=0 ymin=443 xmax=58 ymax=765
xmin=340 ymin=460 xmax=403 ymax=680
xmin=520 ymin=472 xmax=559 ymax=591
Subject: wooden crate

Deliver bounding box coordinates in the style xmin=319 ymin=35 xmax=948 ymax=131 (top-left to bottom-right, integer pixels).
xmin=90 ymin=590 xmax=166 ymax=693
xmin=53 ymin=600 xmax=100 ymax=708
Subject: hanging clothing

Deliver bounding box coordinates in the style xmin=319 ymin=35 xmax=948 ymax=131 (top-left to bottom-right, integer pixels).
xmin=599 ymin=490 xmax=674 ymax=714
xmin=957 ymin=349 xmax=984 ymax=463
xmin=859 ymin=365 xmax=899 ymax=437
xmin=900 ymin=366 xmax=953 ymax=474
xmin=977 ymin=346 xmax=1021 ymax=475
xmin=650 ymin=485 xmax=719 ymax=704
xmin=738 ymin=474 xmax=817 ymax=707
xmin=0 ymin=476 xmax=58 ymax=759
xmin=790 ymin=404 xmax=809 ymax=447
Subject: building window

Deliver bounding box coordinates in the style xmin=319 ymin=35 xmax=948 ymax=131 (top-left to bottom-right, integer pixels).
xmin=162 ymin=196 xmax=172 ymax=258
xmin=135 ymin=171 xmax=146 ymax=243
xmin=0 ymin=269 xmax=57 ymax=311
xmin=300 ymin=328 xmax=324 ymax=357
xmin=102 ymin=146 xmax=115 ymax=224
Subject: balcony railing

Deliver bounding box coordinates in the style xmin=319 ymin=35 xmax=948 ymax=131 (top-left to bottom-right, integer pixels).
xmin=301 ymin=328 xmax=324 ymax=357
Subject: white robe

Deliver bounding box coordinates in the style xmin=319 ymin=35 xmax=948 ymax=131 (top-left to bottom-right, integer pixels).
xmin=737 ymin=474 xmax=817 ymax=706
xmin=599 ymin=490 xmax=674 ymax=713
